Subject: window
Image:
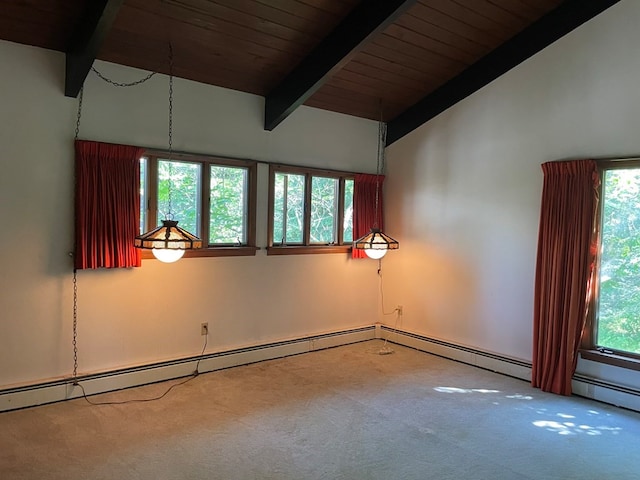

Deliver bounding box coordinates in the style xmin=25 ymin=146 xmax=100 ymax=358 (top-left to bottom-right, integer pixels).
xmin=140 ymin=151 xmax=257 ymax=258
xmin=592 ymin=162 xmax=640 ymax=361
xmin=268 ymin=165 xmax=354 ymax=254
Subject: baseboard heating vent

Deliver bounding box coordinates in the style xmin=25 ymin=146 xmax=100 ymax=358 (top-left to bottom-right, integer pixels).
xmin=380 ymin=327 xmax=640 ymax=413
xmin=380 ymin=327 xmax=532 ymax=381
xmin=0 ymin=326 xmax=375 ymax=412
xmin=572 ymin=374 xmax=640 ymax=412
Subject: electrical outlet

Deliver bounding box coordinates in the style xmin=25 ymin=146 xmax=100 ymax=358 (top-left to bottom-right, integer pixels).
xmin=201 ymin=322 xmax=209 ymax=336
xmin=397 ymin=305 xmax=403 ymax=316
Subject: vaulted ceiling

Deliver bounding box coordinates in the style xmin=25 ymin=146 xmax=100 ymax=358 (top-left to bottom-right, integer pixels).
xmin=0 ymin=0 xmax=620 ymax=144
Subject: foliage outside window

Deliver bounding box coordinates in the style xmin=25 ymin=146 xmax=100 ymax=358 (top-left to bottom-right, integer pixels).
xmin=594 ymin=163 xmax=640 ymax=359
xmin=268 ymin=164 xmax=354 ymax=255
xmin=157 ymin=159 xmax=202 ymax=236
xmin=140 ymin=151 xmax=257 ymax=258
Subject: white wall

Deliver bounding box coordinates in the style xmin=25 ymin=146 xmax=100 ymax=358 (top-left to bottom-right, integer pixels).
xmin=4 ymin=0 xmax=639 ymax=396
xmin=384 ymin=0 xmax=640 ymax=390
xmin=0 ymin=40 xmax=382 ymax=388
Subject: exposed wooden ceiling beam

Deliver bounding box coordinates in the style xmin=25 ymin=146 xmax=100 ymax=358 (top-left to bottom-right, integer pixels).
xmin=264 ymin=0 xmax=417 ymax=131
xmin=64 ymin=0 xmax=124 ymax=97
xmin=386 ymin=0 xmax=621 ymax=146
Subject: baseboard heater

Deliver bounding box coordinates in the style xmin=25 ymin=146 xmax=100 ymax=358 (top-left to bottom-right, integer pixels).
xmin=571 ymin=374 xmax=640 ymax=412
xmin=379 ymin=326 xmax=533 ymax=381
xmin=0 ymin=326 xmax=375 ymax=412
xmin=381 ymin=326 xmax=640 ymax=413
xmin=3 ymin=325 xmax=639 ymax=413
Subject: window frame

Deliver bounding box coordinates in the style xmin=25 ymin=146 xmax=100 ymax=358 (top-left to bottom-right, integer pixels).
xmin=581 ymin=159 xmax=640 ymax=371
xmin=141 ymin=150 xmax=258 ymax=259
xmin=267 ymin=164 xmax=354 ymax=255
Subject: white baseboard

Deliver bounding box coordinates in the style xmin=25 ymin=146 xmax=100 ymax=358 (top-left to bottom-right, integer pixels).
xmin=380 ymin=327 xmax=532 ymax=380
xmin=382 ymin=326 xmax=640 ymax=413
xmin=572 ymin=374 xmax=640 ymax=412
xmin=4 ymin=325 xmax=639 ymax=414
xmin=0 ymin=326 xmax=375 ymax=412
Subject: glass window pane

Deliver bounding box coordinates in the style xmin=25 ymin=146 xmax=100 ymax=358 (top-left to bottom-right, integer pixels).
xmin=139 ymin=157 xmax=147 ymax=234
xmin=597 ymin=168 xmax=640 ymax=354
xmin=273 ymin=172 xmax=304 ymax=244
xmin=157 ymin=160 xmax=201 ymax=236
xmin=310 ymin=176 xmax=337 ymax=244
xmin=210 ymin=165 xmax=247 ymax=244
xmin=273 ymin=173 xmax=284 ymax=244
xmin=343 ymin=178 xmax=354 ymax=243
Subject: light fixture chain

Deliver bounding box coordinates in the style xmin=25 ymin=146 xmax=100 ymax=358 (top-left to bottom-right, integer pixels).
xmin=74 ymin=87 xmax=83 ymax=141
xmin=167 ymin=43 xmax=174 ymax=218
xmin=373 ymin=119 xmax=386 ymax=228
xmin=133 ymin=42 xmax=203 ymax=257
xmin=91 ymin=66 xmax=156 ymax=87
xmin=72 ymin=268 xmax=78 ymax=381
xmin=168 ymin=49 xmax=173 ymax=161
xmin=71 ymin=87 xmax=84 ymax=383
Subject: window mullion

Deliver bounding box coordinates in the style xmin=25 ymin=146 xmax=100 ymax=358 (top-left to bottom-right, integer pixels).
xmin=282 ymin=175 xmax=289 ymax=244
xmin=303 ymin=174 xmax=312 ymax=245
xmin=246 ymin=165 xmax=257 ymax=247
xmin=147 ymin=156 xmax=159 ymax=229
xmin=267 ymin=166 xmax=276 ymax=247
xmin=202 ymin=162 xmax=211 ymax=247
xmin=337 ymin=177 xmax=345 ymax=246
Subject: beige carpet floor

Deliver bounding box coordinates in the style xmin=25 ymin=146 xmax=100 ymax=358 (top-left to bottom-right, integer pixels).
xmin=1 ymin=340 xmax=639 ymax=479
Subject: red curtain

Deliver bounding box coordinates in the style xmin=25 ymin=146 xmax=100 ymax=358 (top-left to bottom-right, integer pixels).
xmin=352 ymin=173 xmax=384 ymax=259
xmin=74 ymin=140 xmax=144 ymax=269
xmin=532 ymin=159 xmax=599 ymax=395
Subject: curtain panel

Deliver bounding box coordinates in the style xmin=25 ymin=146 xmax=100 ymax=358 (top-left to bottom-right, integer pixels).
xmin=74 ymin=140 xmax=144 ymax=269
xmin=532 ymin=159 xmax=599 ymax=395
xmin=352 ymin=173 xmax=385 ymax=259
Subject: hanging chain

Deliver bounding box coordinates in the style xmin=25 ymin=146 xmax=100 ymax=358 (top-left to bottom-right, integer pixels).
xmin=74 ymin=87 xmax=83 ymax=140
xmin=70 ymin=62 xmax=155 ymax=385
xmin=91 ymin=66 xmax=156 ymax=87
xmin=166 ymin=44 xmax=174 ymax=219
xmin=168 ymin=44 xmax=174 ymax=162
xmin=72 ymin=268 xmax=78 ymax=382
xmin=373 ymin=116 xmax=387 ymax=228
xmin=71 ymin=87 xmax=84 ymax=383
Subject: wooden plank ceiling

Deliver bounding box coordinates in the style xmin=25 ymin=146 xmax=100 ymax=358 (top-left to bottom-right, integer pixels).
xmin=0 ymin=0 xmax=621 ymax=144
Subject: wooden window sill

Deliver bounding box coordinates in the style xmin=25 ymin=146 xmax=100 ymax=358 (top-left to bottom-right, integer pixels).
xmin=141 ymin=246 xmax=259 ymax=260
xmin=267 ymin=245 xmax=352 ymax=255
xmin=580 ymin=349 xmax=640 ymax=372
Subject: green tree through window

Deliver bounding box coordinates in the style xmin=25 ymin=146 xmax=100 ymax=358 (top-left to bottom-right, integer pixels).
xmin=597 ymin=167 xmax=640 ymax=355
xmin=140 ymin=151 xmax=257 ymax=258
xmin=311 ymin=176 xmax=338 ymax=244
xmin=273 ymin=172 xmax=305 ymax=244
xmin=269 ymin=165 xmax=354 ymax=252
xmin=157 ymin=160 xmax=201 ymax=236
xmin=210 ymin=165 xmax=247 ymax=244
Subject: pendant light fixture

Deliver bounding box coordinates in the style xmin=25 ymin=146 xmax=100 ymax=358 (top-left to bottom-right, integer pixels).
xmin=135 ymin=44 xmax=202 ymax=262
xmin=353 ymin=114 xmax=399 ymax=259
